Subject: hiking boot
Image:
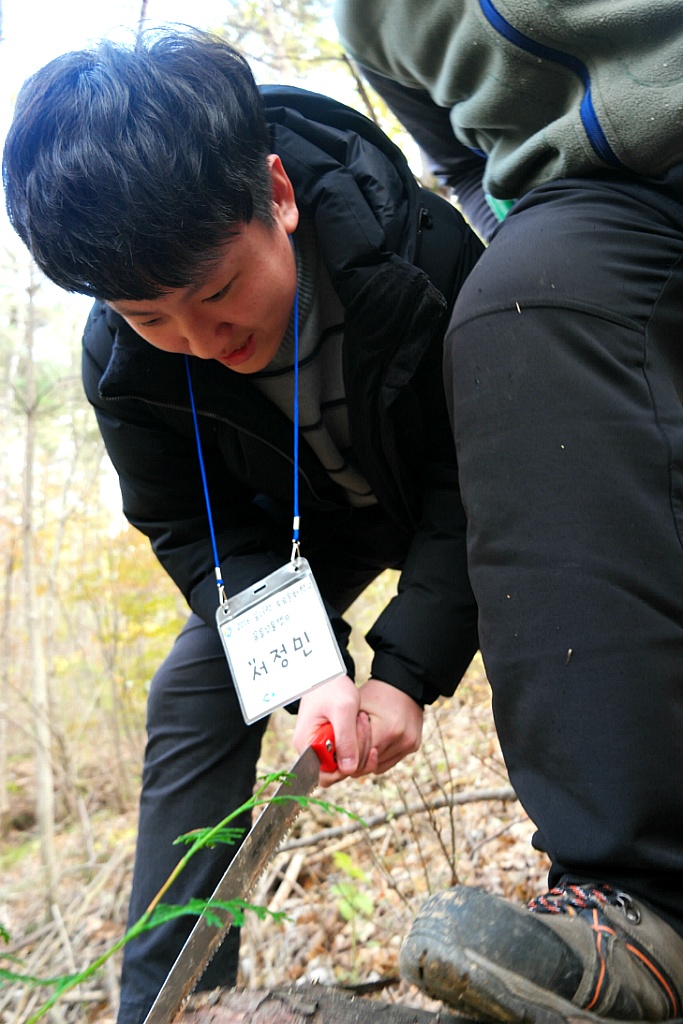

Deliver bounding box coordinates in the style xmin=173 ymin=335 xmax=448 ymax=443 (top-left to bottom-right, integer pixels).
xmin=399 ymin=882 xmax=683 ymax=1023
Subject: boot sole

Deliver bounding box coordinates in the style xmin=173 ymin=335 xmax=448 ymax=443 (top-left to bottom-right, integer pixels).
xmin=400 ymin=929 xmax=683 ymax=1024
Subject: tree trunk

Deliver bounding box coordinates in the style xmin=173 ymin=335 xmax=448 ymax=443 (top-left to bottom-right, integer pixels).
xmin=179 ymin=985 xmax=469 ymax=1024
xmin=21 ymin=263 xmax=56 ymax=902
xmin=137 ymin=0 xmax=149 ymax=35
xmin=0 ymin=541 xmax=16 ymax=838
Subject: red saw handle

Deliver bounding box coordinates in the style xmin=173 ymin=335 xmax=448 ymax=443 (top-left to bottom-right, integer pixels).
xmin=311 ymin=722 xmax=337 ymax=773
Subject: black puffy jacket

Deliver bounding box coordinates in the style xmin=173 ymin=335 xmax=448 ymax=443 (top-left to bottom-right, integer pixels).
xmin=82 ymin=87 xmax=482 ymax=705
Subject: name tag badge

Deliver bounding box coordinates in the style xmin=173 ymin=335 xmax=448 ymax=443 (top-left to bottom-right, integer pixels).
xmin=216 ymin=558 xmax=346 ymax=724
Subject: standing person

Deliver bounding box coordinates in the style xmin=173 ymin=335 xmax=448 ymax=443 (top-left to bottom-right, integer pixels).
xmin=332 ymin=2 xmax=683 ymax=1022
xmin=2 ymin=28 xmax=484 ymax=1023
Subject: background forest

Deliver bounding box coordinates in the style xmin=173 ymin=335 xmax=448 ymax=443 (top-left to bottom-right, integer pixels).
xmin=0 ymin=2 xmax=549 ymax=1021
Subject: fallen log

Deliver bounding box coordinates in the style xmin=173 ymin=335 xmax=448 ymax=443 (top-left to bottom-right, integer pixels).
xmin=178 ymin=984 xmax=471 ymax=1023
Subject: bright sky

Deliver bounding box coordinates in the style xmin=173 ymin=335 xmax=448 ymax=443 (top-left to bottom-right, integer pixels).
xmin=1 ymin=0 xmax=239 ymax=156
xmin=1 ymin=0 xmax=231 ymax=91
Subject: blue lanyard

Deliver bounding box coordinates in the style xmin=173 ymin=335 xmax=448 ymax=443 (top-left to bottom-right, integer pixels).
xmin=185 ymin=288 xmax=301 ymax=607
xmin=291 ymin=289 xmax=300 ymax=559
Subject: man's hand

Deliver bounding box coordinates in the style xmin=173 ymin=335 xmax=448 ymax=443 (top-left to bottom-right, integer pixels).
xmin=294 ymin=675 xmax=377 ymax=788
xmin=355 ymin=678 xmax=423 ymax=775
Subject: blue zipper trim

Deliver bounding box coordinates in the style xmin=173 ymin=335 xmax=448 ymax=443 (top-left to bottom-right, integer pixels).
xmin=479 ymin=0 xmax=625 ymax=170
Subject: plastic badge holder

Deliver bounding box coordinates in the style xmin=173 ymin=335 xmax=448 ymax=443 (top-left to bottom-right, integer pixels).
xmin=216 ymin=557 xmax=346 ymax=724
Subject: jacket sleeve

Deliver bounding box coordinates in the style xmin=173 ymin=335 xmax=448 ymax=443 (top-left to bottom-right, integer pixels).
xmin=366 ymin=355 xmax=479 ymax=707
xmin=356 ymin=63 xmax=498 ymax=243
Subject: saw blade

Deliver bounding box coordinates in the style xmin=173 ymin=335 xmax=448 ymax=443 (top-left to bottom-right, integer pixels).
xmin=142 ymin=742 xmax=323 ymax=1024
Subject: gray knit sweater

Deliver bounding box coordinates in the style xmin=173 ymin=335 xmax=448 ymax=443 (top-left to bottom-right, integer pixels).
xmin=334 ymin=0 xmax=683 ymax=201
xmin=252 ymin=213 xmax=376 ymax=508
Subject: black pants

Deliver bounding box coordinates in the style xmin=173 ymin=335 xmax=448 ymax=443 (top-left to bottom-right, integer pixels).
xmin=445 ymin=173 xmax=683 ymax=936
xmin=117 ymin=507 xmax=412 ymax=1024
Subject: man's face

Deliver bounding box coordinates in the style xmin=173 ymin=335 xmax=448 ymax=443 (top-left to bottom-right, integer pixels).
xmin=108 ymin=156 xmax=299 ymax=374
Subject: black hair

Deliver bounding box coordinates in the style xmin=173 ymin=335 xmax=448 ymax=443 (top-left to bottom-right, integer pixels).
xmin=2 ymin=27 xmax=274 ymax=300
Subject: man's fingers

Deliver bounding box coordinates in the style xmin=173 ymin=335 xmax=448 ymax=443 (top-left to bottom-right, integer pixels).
xmin=352 ymin=746 xmax=379 ymax=777
xmin=318 ymin=711 xmax=374 ymax=786
xmin=354 ymin=711 xmax=373 ymax=768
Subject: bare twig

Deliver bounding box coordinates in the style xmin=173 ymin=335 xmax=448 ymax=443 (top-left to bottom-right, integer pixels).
xmin=50 ymin=904 xmax=76 ymax=974
xmin=341 ymin=54 xmax=379 ymax=123
xmin=268 ymin=850 xmax=307 ymax=912
xmin=279 ymin=785 xmax=516 ymax=851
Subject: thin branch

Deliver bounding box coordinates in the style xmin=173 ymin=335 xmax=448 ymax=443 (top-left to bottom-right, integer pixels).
xmin=137 ymin=0 xmax=148 ymax=36
xmin=341 ymin=54 xmax=380 ymax=123
xmin=279 ymin=785 xmax=517 ymax=851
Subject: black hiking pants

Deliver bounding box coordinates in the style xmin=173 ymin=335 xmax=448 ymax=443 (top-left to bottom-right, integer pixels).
xmin=445 ymin=173 xmax=683 ymax=939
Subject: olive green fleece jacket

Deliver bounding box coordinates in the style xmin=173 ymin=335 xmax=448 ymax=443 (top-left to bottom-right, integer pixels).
xmin=334 ymin=0 xmax=683 ymax=202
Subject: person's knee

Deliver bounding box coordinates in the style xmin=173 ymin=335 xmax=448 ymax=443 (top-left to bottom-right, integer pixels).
xmin=146 ymin=616 xmax=233 ymax=735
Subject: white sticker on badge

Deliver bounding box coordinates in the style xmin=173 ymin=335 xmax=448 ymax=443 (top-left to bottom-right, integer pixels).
xmin=215 ymin=558 xmax=346 ymax=724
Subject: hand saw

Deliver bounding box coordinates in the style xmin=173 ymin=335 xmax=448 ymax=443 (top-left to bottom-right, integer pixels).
xmin=141 ymin=722 xmax=337 ymax=1024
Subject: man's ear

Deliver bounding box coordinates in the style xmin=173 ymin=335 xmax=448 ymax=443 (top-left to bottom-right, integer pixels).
xmin=267 ymin=154 xmax=299 ymax=235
